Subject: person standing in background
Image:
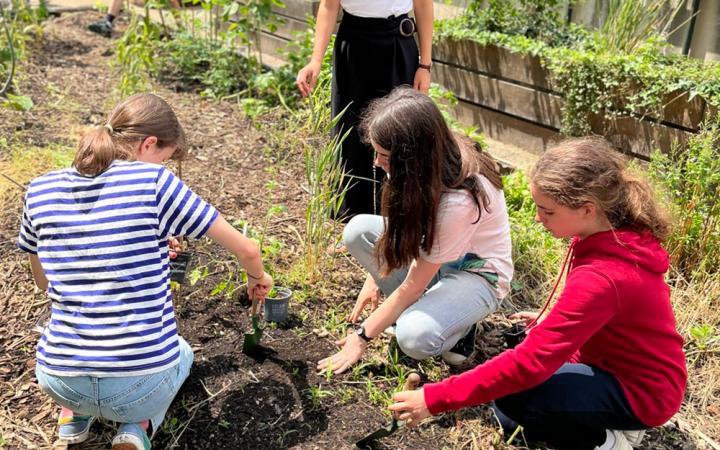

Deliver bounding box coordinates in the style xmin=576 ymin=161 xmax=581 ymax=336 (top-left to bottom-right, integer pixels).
xmin=296 ymin=0 xmax=433 ymax=220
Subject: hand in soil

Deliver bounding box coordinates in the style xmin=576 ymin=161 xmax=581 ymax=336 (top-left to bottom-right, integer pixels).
xmin=389 ymin=387 xmax=432 ymax=426
xmin=317 ymin=331 xmax=367 ymax=374
xmin=509 ymin=311 xmax=541 ymax=328
xmin=348 ymin=275 xmax=382 ymax=324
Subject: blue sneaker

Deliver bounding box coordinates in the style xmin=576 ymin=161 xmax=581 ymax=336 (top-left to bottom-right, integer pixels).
xmin=112 ymin=423 xmax=152 ymax=450
xmin=57 ymin=408 xmax=95 ymax=444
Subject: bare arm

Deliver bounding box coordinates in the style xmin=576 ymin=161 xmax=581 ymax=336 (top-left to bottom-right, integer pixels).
xmin=413 ymin=0 xmax=433 ymax=66
xmin=205 ymin=216 xmax=272 ymax=298
xmin=318 ymin=257 xmax=441 ymax=373
xmin=296 ymin=0 xmax=341 ymax=97
xmin=412 ymin=0 xmax=433 ymax=93
xmin=310 ymin=0 xmax=341 ymax=66
xmin=361 ymin=257 xmax=440 ymax=338
xmin=29 ymin=254 xmax=48 ymax=291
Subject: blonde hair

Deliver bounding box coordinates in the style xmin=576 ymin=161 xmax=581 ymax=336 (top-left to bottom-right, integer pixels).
xmin=73 ymin=93 xmax=187 ymax=176
xmin=530 ymin=137 xmax=670 ymax=241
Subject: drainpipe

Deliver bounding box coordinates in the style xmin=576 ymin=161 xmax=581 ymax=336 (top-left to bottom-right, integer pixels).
xmin=683 ymin=0 xmax=701 ymax=56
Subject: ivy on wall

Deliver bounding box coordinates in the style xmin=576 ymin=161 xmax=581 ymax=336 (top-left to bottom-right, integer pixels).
xmin=435 ymin=1 xmax=720 ymax=136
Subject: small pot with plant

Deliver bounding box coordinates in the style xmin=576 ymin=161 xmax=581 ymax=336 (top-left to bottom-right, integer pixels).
xmin=263 ymin=286 xmax=292 ymax=322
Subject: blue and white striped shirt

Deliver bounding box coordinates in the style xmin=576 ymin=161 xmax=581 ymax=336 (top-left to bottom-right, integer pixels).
xmin=17 ymin=161 xmax=218 ymax=377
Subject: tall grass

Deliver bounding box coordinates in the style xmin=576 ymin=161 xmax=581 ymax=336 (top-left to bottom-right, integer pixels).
xmin=601 ymin=0 xmax=682 ymax=53
xmin=299 ymin=77 xmax=351 ymax=283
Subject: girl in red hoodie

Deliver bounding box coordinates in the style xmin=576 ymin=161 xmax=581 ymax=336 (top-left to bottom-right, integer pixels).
xmin=389 ymin=137 xmax=687 ymax=450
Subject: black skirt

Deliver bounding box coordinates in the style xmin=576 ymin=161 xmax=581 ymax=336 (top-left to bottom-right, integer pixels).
xmin=331 ymin=10 xmax=419 ymax=219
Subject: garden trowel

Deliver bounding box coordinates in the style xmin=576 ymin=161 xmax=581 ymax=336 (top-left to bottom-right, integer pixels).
xmin=355 ymin=372 xmax=421 ymax=449
xmin=242 ymin=295 xmax=263 ymax=354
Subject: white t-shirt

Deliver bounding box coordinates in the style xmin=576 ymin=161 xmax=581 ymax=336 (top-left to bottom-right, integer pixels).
xmin=420 ymin=175 xmax=514 ymax=299
xmin=341 ymin=0 xmax=412 ymax=18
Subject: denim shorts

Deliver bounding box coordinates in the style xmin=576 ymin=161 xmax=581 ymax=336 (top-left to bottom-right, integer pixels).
xmin=35 ymin=336 xmax=194 ymax=434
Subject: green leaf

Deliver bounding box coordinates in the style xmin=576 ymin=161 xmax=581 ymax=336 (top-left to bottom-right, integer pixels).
xmin=4 ymin=94 xmax=34 ymax=112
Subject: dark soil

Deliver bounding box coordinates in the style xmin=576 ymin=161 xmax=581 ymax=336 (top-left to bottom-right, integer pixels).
xmin=0 ymin=11 xmax=698 ymax=450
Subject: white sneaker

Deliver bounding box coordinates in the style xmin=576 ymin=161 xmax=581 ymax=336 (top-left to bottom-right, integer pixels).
xmin=596 ymin=429 xmax=645 ymax=450
xmin=622 ymin=429 xmax=645 ymax=447
xmin=441 ymin=324 xmax=478 ymax=366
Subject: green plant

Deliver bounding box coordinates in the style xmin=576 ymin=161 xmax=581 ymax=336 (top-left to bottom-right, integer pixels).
xmin=503 ymin=171 xmax=563 ymax=307
xmin=304 ymin=385 xmax=333 ymax=409
xmin=188 ymin=266 xmax=210 ymax=286
xmin=1 ymin=0 xmax=47 ymax=100
xmin=301 ymin=90 xmax=351 ymax=283
xmin=649 ymin=116 xmax=720 ymax=279
xmin=115 ymin=9 xmax=162 ymax=96
xmin=601 ymin=0 xmax=681 ymax=54
xmin=463 ymin=0 xmax=586 ymax=48
xmin=437 ymin=4 xmax=720 ymax=136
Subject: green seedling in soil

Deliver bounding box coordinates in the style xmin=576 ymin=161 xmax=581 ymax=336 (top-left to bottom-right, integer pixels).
xmin=304 ymin=385 xmax=333 ymax=410
xmin=321 ymin=307 xmax=348 ymax=338
xmin=350 ymin=361 xmax=375 ymax=381
xmin=322 ymin=365 xmax=334 ymax=382
xmin=210 ymin=271 xmax=237 ymax=300
xmin=365 ymin=380 xmax=392 ymax=408
xmin=162 ymin=417 xmax=180 ymax=435
xmin=337 ymin=387 xmax=355 ymax=404
xmin=188 ymin=266 xmax=209 ymax=286
xmin=276 ymin=429 xmax=299 ymax=448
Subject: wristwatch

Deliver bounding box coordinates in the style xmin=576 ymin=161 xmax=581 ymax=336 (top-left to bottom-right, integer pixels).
xmin=355 ymin=324 xmax=372 ymax=342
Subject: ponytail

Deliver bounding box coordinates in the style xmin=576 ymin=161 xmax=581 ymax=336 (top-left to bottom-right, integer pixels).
xmin=73 ymin=127 xmax=133 ymax=176
xmin=531 ymin=137 xmax=671 ymax=241
xmin=72 ymin=93 xmax=187 ymax=176
xmin=622 ymin=173 xmax=670 ymax=241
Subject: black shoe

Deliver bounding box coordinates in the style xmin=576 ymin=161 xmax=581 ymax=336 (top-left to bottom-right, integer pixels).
xmin=441 ymin=323 xmax=478 ymax=366
xmin=88 ymin=19 xmax=113 ymax=38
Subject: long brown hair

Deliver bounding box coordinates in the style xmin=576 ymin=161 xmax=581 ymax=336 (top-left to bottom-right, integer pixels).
xmin=73 ymin=93 xmax=187 ymax=176
xmin=360 ymin=87 xmax=503 ymax=275
xmin=530 ymin=137 xmax=670 ymax=240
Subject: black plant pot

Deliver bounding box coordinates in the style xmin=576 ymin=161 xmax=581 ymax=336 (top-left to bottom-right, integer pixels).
xmin=503 ymin=323 xmax=527 ymax=349
xmin=169 ymin=251 xmax=193 ymax=283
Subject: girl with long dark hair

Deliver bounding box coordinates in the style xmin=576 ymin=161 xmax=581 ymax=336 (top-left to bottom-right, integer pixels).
xmin=317 ymin=87 xmax=513 ymax=373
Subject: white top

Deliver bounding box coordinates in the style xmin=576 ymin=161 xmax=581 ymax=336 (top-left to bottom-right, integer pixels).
xmin=341 ymin=0 xmax=412 ymax=18
xmin=420 ymin=175 xmax=514 ymax=299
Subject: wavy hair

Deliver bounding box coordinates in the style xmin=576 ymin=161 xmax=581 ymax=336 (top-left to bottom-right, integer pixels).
xmin=530 ymin=137 xmax=670 ymax=240
xmin=361 ymin=87 xmax=502 ymax=275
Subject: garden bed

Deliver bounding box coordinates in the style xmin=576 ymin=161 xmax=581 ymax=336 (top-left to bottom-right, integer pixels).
xmin=0 ymin=11 xmax=706 ymax=450
xmin=432 ymin=37 xmax=708 ymax=159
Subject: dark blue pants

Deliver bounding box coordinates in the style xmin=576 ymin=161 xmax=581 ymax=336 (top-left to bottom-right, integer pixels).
xmin=493 ymin=364 xmax=647 ymax=450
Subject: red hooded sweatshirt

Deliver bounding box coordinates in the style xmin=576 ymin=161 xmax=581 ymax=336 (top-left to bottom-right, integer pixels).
xmin=424 ymin=229 xmax=687 ymax=427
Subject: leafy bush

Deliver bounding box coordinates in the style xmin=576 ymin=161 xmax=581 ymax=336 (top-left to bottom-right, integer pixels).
xmin=436 ymin=1 xmax=720 ymax=136
xmin=650 ymin=115 xmax=720 ymax=279
xmin=462 ymin=0 xmax=588 ymax=49
xmin=155 ymin=32 xmax=256 ymax=99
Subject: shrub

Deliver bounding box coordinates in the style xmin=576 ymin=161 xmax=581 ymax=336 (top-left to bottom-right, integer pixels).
xmin=650 ymin=115 xmax=720 ymax=280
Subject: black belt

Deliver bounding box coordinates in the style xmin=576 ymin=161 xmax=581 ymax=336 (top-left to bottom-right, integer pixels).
xmin=340 ymin=10 xmax=416 ymax=37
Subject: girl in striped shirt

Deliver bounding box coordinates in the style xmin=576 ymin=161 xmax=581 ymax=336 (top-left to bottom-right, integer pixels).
xmin=18 ymin=93 xmax=273 ymax=449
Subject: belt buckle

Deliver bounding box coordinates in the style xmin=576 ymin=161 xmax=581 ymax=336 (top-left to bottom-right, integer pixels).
xmin=399 ymin=17 xmax=415 ymax=37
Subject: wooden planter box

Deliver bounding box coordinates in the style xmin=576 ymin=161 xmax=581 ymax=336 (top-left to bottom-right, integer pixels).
xmin=433 ymin=36 xmax=708 ymax=159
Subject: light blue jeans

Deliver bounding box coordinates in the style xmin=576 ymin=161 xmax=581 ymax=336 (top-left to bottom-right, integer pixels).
xmin=35 ymin=336 xmax=193 ymax=435
xmin=343 ymin=215 xmax=500 ymax=359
